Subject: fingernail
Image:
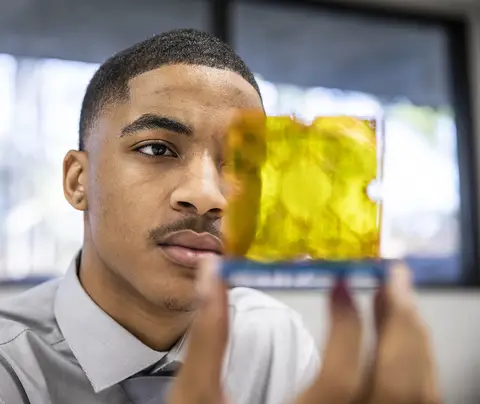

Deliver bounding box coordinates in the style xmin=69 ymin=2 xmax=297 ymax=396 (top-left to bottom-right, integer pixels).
xmin=331 ymin=279 xmax=353 ymax=308
xmin=196 ymin=254 xmax=221 ymax=299
xmin=390 ymin=262 xmax=412 ymax=295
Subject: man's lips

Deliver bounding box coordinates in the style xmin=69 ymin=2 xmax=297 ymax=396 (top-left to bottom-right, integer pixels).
xmin=157 ymin=230 xmax=223 ymax=268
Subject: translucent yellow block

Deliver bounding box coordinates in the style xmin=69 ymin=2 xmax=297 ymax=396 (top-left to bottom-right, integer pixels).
xmin=223 ymin=113 xmax=382 ymax=262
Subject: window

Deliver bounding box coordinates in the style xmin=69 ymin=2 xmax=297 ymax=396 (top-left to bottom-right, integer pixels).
xmin=233 ymin=2 xmax=474 ymax=284
xmin=0 ymin=57 xmax=98 ymax=279
xmin=0 ymin=1 xmax=475 ymax=286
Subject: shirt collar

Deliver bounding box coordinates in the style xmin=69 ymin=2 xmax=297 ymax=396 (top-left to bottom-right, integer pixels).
xmin=54 ymin=254 xmax=186 ymax=393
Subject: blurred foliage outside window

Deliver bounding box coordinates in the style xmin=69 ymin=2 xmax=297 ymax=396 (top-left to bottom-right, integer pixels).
xmin=0 ymin=56 xmax=459 ymax=281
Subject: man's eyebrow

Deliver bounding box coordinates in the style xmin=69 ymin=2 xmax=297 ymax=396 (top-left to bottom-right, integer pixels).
xmin=120 ymin=114 xmax=193 ymax=137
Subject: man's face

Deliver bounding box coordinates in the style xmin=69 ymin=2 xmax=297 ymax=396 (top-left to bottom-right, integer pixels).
xmin=81 ymin=65 xmax=263 ymax=311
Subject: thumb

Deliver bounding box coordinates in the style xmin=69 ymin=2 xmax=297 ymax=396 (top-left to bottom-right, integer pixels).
xmin=168 ymin=255 xmax=229 ymax=404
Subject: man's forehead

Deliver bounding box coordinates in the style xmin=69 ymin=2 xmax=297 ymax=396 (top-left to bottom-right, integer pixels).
xmin=127 ymin=64 xmax=262 ymax=110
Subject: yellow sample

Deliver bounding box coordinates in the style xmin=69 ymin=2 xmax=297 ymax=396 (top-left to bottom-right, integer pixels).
xmin=223 ymin=113 xmax=381 ymax=262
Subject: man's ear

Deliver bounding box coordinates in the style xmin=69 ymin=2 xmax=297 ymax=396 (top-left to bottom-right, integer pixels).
xmin=63 ymin=150 xmax=89 ymax=211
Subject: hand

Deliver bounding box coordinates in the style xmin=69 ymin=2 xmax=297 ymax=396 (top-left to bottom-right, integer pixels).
xmin=167 ymin=258 xmax=441 ymax=404
xmin=295 ymin=263 xmax=441 ymax=404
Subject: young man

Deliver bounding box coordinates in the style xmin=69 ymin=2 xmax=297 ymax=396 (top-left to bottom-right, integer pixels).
xmin=0 ymin=29 xmax=439 ymax=404
xmin=0 ymin=29 xmax=319 ymax=404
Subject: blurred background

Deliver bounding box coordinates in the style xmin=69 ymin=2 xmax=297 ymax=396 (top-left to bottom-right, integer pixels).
xmin=0 ymin=0 xmax=479 ymax=402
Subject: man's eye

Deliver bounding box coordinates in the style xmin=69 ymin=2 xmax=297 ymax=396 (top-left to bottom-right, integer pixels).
xmin=136 ymin=143 xmax=177 ymax=157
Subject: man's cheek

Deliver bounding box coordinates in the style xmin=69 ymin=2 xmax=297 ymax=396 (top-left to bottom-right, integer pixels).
xmin=88 ymin=184 xmax=129 ymax=233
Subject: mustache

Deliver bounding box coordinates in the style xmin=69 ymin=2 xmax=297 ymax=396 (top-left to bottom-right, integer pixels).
xmin=148 ymin=216 xmax=221 ymax=243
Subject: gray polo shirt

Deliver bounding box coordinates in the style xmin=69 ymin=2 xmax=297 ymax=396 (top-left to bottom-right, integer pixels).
xmin=0 ymin=256 xmax=319 ymax=404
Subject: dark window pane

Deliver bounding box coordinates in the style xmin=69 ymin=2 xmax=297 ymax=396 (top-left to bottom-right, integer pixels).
xmin=0 ymin=0 xmax=209 ymax=63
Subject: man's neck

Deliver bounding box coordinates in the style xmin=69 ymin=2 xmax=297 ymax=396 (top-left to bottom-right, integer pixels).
xmin=78 ymin=248 xmax=193 ymax=352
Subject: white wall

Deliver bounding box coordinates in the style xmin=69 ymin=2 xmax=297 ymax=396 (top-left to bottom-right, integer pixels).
xmin=270 ymin=291 xmax=480 ymax=404
xmin=1 ymin=1 xmax=480 ymax=404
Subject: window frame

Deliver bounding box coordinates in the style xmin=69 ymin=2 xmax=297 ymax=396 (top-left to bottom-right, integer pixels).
xmin=222 ymin=0 xmax=478 ymax=288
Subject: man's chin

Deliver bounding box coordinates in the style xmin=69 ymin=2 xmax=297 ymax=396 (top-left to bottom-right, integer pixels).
xmin=138 ymin=285 xmax=197 ymax=312
xmin=163 ymin=296 xmax=197 ymax=312
xmin=138 ymin=274 xmax=199 ymax=313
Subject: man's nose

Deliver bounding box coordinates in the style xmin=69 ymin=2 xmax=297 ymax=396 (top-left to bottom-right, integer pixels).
xmin=170 ymin=152 xmax=227 ymax=218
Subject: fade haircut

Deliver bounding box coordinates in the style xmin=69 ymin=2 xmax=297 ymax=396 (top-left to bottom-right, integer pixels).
xmin=78 ymin=28 xmax=262 ymax=150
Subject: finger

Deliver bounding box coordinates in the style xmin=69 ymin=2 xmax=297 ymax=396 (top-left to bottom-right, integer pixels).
xmin=380 ymin=261 xmax=420 ymax=342
xmin=370 ymin=262 xmax=441 ymax=403
xmin=169 ymin=255 xmax=229 ymax=403
xmin=386 ymin=261 xmax=416 ymax=312
xmin=373 ymin=285 xmax=387 ymax=333
xmin=352 ymin=286 xmax=387 ymax=404
xmin=296 ymin=279 xmax=363 ymax=404
xmin=189 ymin=255 xmax=229 ymax=372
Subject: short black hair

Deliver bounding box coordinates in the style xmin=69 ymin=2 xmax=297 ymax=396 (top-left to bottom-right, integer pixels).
xmin=78 ymin=28 xmax=262 ymax=150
